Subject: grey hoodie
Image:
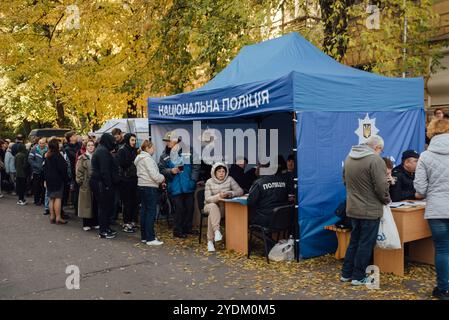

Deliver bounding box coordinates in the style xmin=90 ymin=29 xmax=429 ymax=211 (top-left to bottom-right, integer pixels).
xmin=414 ymin=133 xmax=449 ymax=219
xmin=348 ymin=144 xmax=376 ymax=159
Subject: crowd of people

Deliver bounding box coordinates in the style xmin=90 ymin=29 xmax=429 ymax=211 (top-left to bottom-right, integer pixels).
xmin=2 ymin=109 xmax=447 ymax=300
xmin=0 ymin=128 xmax=296 ymax=252
xmin=340 ymin=108 xmax=449 ymax=300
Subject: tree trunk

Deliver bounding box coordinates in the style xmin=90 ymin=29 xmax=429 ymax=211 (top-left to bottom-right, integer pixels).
xmin=55 ymin=96 xmax=65 ymax=128
xmin=126 ymin=99 xmax=137 ymax=118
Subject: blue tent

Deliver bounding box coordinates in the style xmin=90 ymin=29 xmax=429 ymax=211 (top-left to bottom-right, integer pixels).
xmin=148 ymin=32 xmax=425 ymax=258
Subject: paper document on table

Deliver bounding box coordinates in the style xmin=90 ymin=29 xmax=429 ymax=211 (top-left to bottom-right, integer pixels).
xmin=389 ymin=202 xmax=410 ymax=208
xmin=407 ymin=201 xmax=426 ymax=206
xmin=389 ymin=201 xmax=426 ymax=208
xmin=224 ymin=196 xmax=248 ymax=206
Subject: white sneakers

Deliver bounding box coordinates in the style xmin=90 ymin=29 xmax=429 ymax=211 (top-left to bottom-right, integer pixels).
xmin=17 ymin=200 xmax=27 ymax=206
xmin=147 ymin=239 xmax=163 ymax=246
xmin=207 ymin=241 xmax=216 ymax=252
xmin=214 ymin=230 xmax=223 ymax=242
xmin=83 ymin=226 xmax=92 ymax=231
xmin=207 ymin=230 xmax=222 ymax=252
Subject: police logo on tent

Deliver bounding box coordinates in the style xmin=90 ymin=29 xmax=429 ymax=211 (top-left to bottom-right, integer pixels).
xmin=355 ymin=113 xmax=379 ymax=144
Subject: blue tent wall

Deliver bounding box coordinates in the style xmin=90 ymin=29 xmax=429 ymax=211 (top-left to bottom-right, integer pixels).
xmin=296 ymin=109 xmax=425 ymax=258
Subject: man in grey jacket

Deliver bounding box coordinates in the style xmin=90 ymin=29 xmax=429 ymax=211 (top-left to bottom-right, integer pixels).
xmin=341 ymin=135 xmax=391 ymax=286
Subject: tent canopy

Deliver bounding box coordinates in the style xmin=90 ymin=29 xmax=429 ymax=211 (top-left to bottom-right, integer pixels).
xmin=148 ymin=32 xmax=423 ymax=124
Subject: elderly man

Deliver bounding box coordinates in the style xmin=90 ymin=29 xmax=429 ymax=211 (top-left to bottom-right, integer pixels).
xmin=389 ymin=150 xmax=419 ymax=202
xmin=341 ymin=135 xmax=391 ymax=286
xmin=158 ymin=131 xmax=200 ymax=239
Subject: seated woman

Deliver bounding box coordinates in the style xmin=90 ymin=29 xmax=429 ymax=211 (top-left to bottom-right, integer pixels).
xmin=204 ymin=162 xmax=244 ymax=252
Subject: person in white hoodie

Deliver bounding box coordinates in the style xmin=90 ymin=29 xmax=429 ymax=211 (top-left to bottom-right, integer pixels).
xmin=414 ymin=118 xmax=449 ymax=300
xmin=135 ymin=140 xmax=165 ymax=246
xmin=204 ymin=162 xmax=244 ymax=252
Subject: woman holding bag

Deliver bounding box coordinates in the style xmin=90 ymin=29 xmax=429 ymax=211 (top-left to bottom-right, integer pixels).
xmin=415 ymin=118 xmax=449 ymax=300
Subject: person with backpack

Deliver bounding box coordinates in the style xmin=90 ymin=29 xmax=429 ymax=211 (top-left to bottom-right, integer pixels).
xmin=117 ymin=133 xmax=139 ymax=233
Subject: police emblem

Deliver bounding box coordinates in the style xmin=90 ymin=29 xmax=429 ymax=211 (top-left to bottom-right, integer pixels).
xmin=355 ymin=114 xmax=379 ymax=144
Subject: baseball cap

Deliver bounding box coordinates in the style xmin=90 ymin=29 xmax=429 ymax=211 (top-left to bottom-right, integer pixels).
xmin=162 ymin=131 xmax=174 ymax=142
xmin=402 ymin=150 xmax=419 ymax=162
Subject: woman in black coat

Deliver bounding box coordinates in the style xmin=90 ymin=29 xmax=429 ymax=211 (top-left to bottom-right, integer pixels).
xmin=117 ymin=133 xmax=138 ymax=233
xmin=43 ymin=138 xmax=69 ymax=224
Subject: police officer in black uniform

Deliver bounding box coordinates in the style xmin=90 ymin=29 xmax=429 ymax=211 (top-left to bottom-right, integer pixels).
xmin=390 ymin=150 xmax=419 ymax=202
xmin=247 ymin=156 xmax=292 ymax=228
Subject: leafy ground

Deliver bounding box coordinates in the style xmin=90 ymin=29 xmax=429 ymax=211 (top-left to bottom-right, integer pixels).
xmin=152 ymin=221 xmax=437 ymax=300
xmin=0 ymin=194 xmax=437 ymax=300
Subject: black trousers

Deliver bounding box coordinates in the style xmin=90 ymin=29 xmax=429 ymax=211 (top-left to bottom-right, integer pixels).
xmin=171 ymin=193 xmax=195 ymax=235
xmin=32 ymin=173 xmax=45 ymax=204
xmin=16 ymin=177 xmax=26 ymax=201
xmin=71 ymin=181 xmax=80 ymax=215
xmin=119 ymin=180 xmax=138 ymax=225
xmin=91 ymin=180 xmax=114 ymax=234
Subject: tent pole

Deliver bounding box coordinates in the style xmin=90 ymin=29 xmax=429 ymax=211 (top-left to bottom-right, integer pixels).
xmin=292 ymin=111 xmax=300 ymax=262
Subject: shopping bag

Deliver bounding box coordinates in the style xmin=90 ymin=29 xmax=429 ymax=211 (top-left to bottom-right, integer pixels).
xmin=268 ymin=238 xmax=295 ymax=261
xmin=376 ymin=205 xmax=401 ymax=249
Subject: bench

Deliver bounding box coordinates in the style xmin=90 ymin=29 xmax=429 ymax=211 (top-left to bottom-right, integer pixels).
xmin=324 ymin=225 xmax=352 ymax=259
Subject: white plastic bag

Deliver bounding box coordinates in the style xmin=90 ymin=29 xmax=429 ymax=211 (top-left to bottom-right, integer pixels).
xmin=268 ymin=238 xmax=295 ymax=261
xmin=376 ymin=205 xmax=401 ymax=249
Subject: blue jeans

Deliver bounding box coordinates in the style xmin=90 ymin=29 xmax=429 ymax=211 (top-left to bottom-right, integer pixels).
xmin=428 ymin=219 xmax=449 ymax=291
xmin=45 ymin=189 xmax=49 ymax=210
xmin=138 ymin=186 xmax=159 ymax=242
xmin=342 ymin=218 xmax=380 ymax=281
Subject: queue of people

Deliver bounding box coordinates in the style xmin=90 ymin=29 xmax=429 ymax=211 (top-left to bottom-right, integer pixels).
xmin=1 ymin=128 xmax=297 ymax=254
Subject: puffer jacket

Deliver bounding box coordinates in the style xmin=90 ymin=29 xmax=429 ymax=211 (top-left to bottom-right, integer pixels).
xmin=158 ymin=145 xmax=200 ymax=196
xmin=5 ymin=149 xmax=16 ymax=174
xmin=135 ymin=151 xmax=165 ymax=188
xmin=343 ymin=144 xmax=391 ymax=220
xmin=204 ymin=162 xmax=244 ymax=205
xmin=414 ymin=133 xmax=449 ymax=219
xmin=28 ymin=145 xmax=47 ymax=174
